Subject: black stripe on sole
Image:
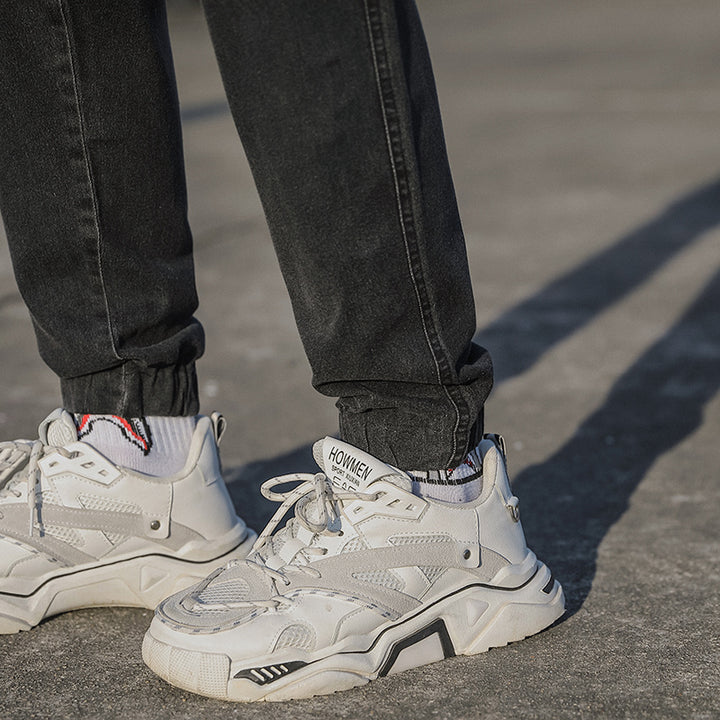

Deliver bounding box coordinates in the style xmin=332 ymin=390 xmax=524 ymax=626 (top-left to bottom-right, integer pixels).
xmin=231 ymin=567 xmax=549 ymax=686
xmin=234 ymin=661 xmax=308 ymax=686
xmin=232 ymin=619 xmax=456 ymax=685
xmin=377 ymin=618 xmax=455 ymax=677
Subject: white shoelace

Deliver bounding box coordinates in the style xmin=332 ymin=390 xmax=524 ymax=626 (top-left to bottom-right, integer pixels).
xmin=194 ymin=472 xmax=378 ymax=610
xmin=0 ymin=439 xmax=75 ymax=537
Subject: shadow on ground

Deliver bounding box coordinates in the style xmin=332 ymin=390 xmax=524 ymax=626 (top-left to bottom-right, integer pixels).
xmin=475 ymin=177 xmax=720 ymax=382
xmin=514 ymin=264 xmax=720 ymax=615
xmin=223 ymin=177 xmax=720 ymax=615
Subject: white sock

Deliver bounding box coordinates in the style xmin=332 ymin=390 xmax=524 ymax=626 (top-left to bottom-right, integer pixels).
xmin=407 ymin=445 xmax=483 ymax=503
xmin=74 ymin=414 xmax=197 ymax=477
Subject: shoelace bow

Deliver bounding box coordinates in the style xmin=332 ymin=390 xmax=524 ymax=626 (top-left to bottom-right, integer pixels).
xmin=0 ymin=439 xmax=76 ymax=537
xmin=195 ymin=472 xmax=378 ymax=610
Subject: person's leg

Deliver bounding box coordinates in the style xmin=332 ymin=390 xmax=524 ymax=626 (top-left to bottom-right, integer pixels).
xmin=0 ymin=0 xmax=253 ymax=634
xmin=202 ymin=0 xmax=492 ymax=469
xmin=0 ymin=0 xmax=201 ymax=417
xmin=143 ymin=1 xmax=563 ymax=700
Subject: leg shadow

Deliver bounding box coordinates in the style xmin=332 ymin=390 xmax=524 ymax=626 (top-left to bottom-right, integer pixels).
xmin=181 ymin=99 xmax=230 ymax=123
xmin=513 ymin=267 xmax=720 ymax=614
xmin=476 ymin=178 xmax=720 ymax=382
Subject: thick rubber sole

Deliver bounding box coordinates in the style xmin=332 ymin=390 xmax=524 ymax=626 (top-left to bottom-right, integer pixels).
xmin=0 ymin=528 xmax=257 ymax=634
xmin=142 ymin=560 xmax=565 ymax=702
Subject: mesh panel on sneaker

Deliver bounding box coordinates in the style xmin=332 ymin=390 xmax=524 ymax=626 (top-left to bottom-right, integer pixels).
xmin=78 ymin=494 xmax=142 ymax=514
xmin=352 ymin=569 xmax=405 ymax=592
xmin=274 ymin=624 xmax=316 ymax=651
xmin=42 ymin=525 xmax=84 ymax=548
xmin=103 ymin=532 xmax=126 ymax=545
xmin=40 ymin=491 xmax=60 ymax=505
xmin=388 ymin=534 xmax=454 ymax=545
xmin=165 ymin=589 xmax=258 ymax=631
xmin=419 ymin=566 xmax=447 ymax=584
xmin=196 ymin=576 xmax=251 ymax=605
xmin=341 ymin=536 xmax=369 ymax=553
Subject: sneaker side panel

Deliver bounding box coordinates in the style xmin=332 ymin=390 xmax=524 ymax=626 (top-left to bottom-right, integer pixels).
xmin=477 ymin=441 xmax=529 ymax=567
xmin=170 ymin=421 xmax=245 ymax=544
xmin=0 ymin=416 xmax=256 ymax=632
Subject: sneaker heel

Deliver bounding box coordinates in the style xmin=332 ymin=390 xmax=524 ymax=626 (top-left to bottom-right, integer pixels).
xmin=460 ymin=564 xmax=565 ymax=655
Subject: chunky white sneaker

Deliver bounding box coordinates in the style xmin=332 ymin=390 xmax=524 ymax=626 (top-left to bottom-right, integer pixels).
xmin=143 ymin=435 xmax=564 ymax=701
xmin=0 ymin=409 xmax=256 ymax=633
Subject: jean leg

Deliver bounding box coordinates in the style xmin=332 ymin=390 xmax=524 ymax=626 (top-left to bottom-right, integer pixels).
xmin=202 ymin=0 xmax=492 ymax=467
xmin=0 ymin=0 xmax=203 ymax=416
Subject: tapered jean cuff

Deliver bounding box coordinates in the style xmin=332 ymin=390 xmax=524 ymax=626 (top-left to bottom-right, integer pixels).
xmin=60 ymin=361 xmax=200 ymax=417
xmin=336 ymin=382 xmax=489 ymax=470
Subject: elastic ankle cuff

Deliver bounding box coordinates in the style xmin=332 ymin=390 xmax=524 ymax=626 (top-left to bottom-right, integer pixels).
xmin=338 ymin=389 xmax=484 ymax=468
xmin=60 ymin=361 xmax=199 ymax=417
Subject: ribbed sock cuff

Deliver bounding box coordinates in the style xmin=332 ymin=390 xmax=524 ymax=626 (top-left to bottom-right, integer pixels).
xmin=407 ymin=444 xmax=483 ymax=503
xmin=75 ymin=414 xmax=197 ymax=477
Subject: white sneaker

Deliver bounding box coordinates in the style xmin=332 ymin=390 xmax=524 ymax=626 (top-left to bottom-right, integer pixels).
xmin=0 ymin=409 xmax=256 ymax=633
xmin=143 ymin=435 xmax=564 ymax=701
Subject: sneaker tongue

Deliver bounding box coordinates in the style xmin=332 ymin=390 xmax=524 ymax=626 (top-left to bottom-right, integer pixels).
xmin=313 ymin=437 xmax=411 ymax=492
xmin=39 ymin=409 xmax=78 ymax=447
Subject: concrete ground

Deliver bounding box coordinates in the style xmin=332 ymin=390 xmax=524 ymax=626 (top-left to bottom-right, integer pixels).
xmin=1 ymin=1 xmax=719 ymax=717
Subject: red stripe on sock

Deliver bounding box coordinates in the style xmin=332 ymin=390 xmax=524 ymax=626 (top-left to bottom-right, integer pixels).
xmin=111 ymin=416 xmax=150 ymax=453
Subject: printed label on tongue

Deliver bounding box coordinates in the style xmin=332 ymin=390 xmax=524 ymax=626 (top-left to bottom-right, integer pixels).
xmin=323 ymin=439 xmax=396 ymax=491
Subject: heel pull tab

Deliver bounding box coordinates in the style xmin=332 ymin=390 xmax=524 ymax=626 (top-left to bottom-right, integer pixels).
xmin=210 ymin=412 xmax=227 ymax=445
xmin=483 ymin=433 xmax=507 ymax=463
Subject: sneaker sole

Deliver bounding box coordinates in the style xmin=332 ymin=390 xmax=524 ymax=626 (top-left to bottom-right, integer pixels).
xmin=0 ymin=527 xmax=257 ymax=634
xmin=142 ymin=560 xmax=565 ymax=702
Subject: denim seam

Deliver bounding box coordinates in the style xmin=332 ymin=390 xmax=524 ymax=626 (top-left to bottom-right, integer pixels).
xmin=362 ymin=0 xmax=461 ymax=463
xmin=120 ymin=363 xmax=129 ymax=415
xmin=362 ymin=1 xmax=441 ymax=383
xmin=444 ymin=385 xmax=463 ymax=461
xmin=57 ymin=0 xmax=123 ymax=376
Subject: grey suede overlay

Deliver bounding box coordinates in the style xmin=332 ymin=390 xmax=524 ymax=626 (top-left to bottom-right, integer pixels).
xmin=279 ymin=542 xmax=508 ymax=617
xmin=0 ymin=503 xmax=204 ymax=564
xmin=158 ymin=539 xmax=512 ymax=634
xmin=0 ymin=506 xmax=95 ymax=566
xmin=37 ymin=506 xmax=149 ymax=536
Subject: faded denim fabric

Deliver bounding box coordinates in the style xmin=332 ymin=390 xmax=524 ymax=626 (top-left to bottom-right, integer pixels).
xmin=0 ymin=0 xmax=492 ymax=468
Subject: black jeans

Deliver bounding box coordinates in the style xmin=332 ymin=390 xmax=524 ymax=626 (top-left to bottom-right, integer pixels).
xmin=0 ymin=0 xmax=492 ymax=468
